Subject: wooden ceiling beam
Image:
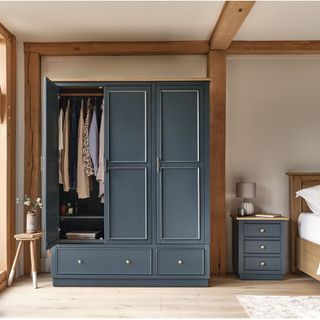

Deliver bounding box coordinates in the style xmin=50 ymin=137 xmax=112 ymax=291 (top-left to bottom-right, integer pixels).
xmin=24 ymin=41 xmax=210 ymax=56
xmin=0 ymin=23 xmax=13 ymax=41
xmin=228 ymin=40 xmax=320 ymax=54
xmin=210 ymin=1 xmax=255 ymax=50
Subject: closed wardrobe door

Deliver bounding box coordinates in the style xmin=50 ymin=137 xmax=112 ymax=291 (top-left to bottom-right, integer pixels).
xmin=156 ymin=83 xmax=206 ymax=244
xmin=105 ymin=85 xmax=152 ymax=243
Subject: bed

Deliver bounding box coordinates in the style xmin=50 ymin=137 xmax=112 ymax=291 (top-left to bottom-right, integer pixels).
xmin=287 ymin=172 xmax=320 ymax=281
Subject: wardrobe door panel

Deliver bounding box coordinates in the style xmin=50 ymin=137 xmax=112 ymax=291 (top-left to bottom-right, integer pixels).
xmin=108 ymin=168 xmax=147 ymax=240
xmin=160 ymin=168 xmax=200 ymax=240
xmin=107 ymin=91 xmax=147 ymax=163
xmin=160 ymin=90 xmax=199 ymax=162
xmin=105 ymin=85 xmax=152 ymax=244
xmin=157 ymin=83 xmax=206 ymax=244
xmin=43 ymin=78 xmax=60 ymax=249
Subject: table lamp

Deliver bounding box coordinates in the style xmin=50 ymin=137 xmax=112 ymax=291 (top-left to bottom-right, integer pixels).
xmin=236 ymin=182 xmax=256 ymax=215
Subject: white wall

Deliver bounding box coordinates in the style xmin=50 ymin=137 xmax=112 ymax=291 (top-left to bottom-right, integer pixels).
xmin=41 ymin=55 xmax=207 ymax=80
xmin=226 ymin=55 xmax=320 ymax=270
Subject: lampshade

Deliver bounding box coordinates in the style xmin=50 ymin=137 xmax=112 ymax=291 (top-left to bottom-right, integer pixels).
xmin=236 ymin=182 xmax=256 ymax=199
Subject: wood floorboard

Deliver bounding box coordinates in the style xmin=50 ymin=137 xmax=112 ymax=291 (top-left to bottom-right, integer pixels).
xmin=0 ymin=274 xmax=319 ymax=318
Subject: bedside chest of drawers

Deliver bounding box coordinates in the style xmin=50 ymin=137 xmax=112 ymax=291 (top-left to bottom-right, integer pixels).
xmin=231 ymin=214 xmax=289 ymax=280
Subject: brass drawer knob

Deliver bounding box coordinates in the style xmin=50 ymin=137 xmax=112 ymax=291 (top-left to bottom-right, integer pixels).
xmin=178 ymin=260 xmax=183 ymax=265
xmin=77 ymin=260 xmax=83 ymax=264
xmin=260 ymin=245 xmax=265 ymax=250
xmin=259 ymin=228 xmax=265 ymax=233
xmin=125 ymin=259 xmax=131 ymax=265
xmin=260 ymin=261 xmax=266 ymax=266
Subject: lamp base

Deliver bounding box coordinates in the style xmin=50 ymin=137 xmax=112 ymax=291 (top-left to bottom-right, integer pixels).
xmin=241 ymin=201 xmax=254 ymax=215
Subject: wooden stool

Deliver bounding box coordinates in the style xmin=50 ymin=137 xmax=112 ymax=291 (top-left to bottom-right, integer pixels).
xmin=7 ymin=232 xmax=43 ymax=289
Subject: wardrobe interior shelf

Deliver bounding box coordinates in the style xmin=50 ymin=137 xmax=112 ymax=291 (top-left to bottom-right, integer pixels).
xmin=59 ymin=239 xmax=104 ymax=244
xmin=59 ymin=216 xmax=104 ymax=219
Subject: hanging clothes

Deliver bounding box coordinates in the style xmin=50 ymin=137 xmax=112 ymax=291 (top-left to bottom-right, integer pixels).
xmin=62 ymin=100 xmax=71 ymax=192
xmin=96 ymin=102 xmax=105 ymax=203
xmin=58 ymin=107 xmax=64 ymax=184
xmin=77 ymin=99 xmax=90 ymax=199
xmin=69 ymin=100 xmax=79 ymax=189
xmin=89 ymin=103 xmax=99 ymax=176
xmin=82 ymin=98 xmax=95 ymax=176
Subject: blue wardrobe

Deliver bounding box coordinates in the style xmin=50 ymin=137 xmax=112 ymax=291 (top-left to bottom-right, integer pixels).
xmin=43 ymin=80 xmax=210 ymax=286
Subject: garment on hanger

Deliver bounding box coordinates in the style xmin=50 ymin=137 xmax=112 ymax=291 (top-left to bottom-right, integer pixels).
xmin=96 ymin=102 xmax=104 ymax=203
xmin=58 ymin=107 xmax=64 ymax=184
xmin=82 ymin=98 xmax=95 ymax=176
xmin=63 ymin=100 xmax=71 ymax=192
xmin=69 ymin=100 xmax=79 ymax=189
xmin=89 ymin=103 xmax=99 ymax=176
xmin=77 ymin=99 xmax=90 ymax=199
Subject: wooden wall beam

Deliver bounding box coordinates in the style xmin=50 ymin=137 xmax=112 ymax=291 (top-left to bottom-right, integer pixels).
xmin=24 ymin=41 xmax=210 ymax=56
xmin=207 ymin=50 xmax=227 ymax=275
xmin=228 ymin=41 xmax=320 ymax=54
xmin=24 ymin=52 xmax=41 ymax=274
xmin=6 ymin=33 xmax=16 ymax=275
xmin=0 ymin=23 xmax=13 ymax=41
xmin=210 ymin=1 xmax=255 ymax=50
xmin=0 ymin=24 xmax=16 ymax=279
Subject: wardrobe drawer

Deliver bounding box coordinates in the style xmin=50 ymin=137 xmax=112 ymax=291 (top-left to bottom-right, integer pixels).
xmin=156 ymin=249 xmax=204 ymax=275
xmin=244 ymin=240 xmax=281 ymax=254
xmin=244 ymin=223 xmax=280 ymax=238
xmin=56 ymin=248 xmax=152 ymax=275
xmin=244 ymin=256 xmax=281 ymax=272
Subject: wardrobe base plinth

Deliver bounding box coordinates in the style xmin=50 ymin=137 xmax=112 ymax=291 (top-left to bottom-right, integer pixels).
xmin=52 ymin=278 xmax=209 ymax=287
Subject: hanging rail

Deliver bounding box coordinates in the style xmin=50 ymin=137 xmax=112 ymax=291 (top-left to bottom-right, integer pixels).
xmin=59 ymin=93 xmax=104 ymax=97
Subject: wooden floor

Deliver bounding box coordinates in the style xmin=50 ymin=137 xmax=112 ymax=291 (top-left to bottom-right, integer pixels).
xmin=0 ymin=274 xmax=319 ymax=318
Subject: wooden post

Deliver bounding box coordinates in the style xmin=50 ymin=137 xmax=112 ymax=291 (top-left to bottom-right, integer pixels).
xmin=24 ymin=52 xmax=41 ymax=274
xmin=207 ymin=50 xmax=227 ymax=275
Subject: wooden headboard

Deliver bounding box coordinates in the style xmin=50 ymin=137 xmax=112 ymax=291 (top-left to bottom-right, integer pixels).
xmin=287 ymin=172 xmax=320 ymax=273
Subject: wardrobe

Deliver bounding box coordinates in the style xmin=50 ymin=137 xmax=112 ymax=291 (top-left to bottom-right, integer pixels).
xmin=43 ymin=79 xmax=210 ymax=286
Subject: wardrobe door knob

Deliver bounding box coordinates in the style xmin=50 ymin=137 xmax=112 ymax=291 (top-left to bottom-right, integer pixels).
xmin=259 ymin=228 xmax=265 ymax=233
xmin=178 ymin=260 xmax=183 ymax=265
xmin=260 ymin=245 xmax=265 ymax=250
xmin=260 ymin=261 xmax=266 ymax=267
xmin=125 ymin=259 xmax=131 ymax=265
xmin=77 ymin=260 xmax=83 ymax=264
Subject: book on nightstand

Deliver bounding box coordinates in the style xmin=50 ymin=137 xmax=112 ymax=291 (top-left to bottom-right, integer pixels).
xmin=254 ymin=213 xmax=282 ymax=218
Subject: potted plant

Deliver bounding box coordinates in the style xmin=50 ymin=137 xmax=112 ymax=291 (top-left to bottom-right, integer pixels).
xmin=23 ymin=195 xmax=43 ymax=233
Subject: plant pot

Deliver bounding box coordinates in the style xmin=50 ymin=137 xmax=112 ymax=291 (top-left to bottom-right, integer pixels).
xmin=26 ymin=211 xmax=37 ymax=233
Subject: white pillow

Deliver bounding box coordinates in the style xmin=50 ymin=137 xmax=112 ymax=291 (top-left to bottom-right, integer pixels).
xmin=296 ymin=185 xmax=320 ymax=214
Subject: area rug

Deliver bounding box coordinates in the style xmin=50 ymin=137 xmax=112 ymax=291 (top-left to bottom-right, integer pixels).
xmin=237 ymin=295 xmax=320 ymax=318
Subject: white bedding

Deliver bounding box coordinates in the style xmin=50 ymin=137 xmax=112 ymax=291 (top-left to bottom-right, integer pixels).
xmin=298 ymin=212 xmax=320 ymax=245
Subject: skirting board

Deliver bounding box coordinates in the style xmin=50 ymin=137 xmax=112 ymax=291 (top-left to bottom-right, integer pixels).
xmin=53 ymin=278 xmax=209 ymax=287
xmin=296 ymin=236 xmax=320 ymax=281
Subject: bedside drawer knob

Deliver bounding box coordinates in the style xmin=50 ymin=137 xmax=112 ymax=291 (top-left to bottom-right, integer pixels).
xmin=77 ymin=260 xmax=83 ymax=264
xmin=125 ymin=259 xmax=131 ymax=265
xmin=260 ymin=245 xmax=265 ymax=250
xmin=260 ymin=261 xmax=266 ymax=266
xmin=178 ymin=260 xmax=183 ymax=265
xmin=259 ymin=228 xmax=265 ymax=233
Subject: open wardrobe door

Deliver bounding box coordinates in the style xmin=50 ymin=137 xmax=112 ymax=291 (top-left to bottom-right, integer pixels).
xmin=42 ymin=78 xmax=60 ymax=249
